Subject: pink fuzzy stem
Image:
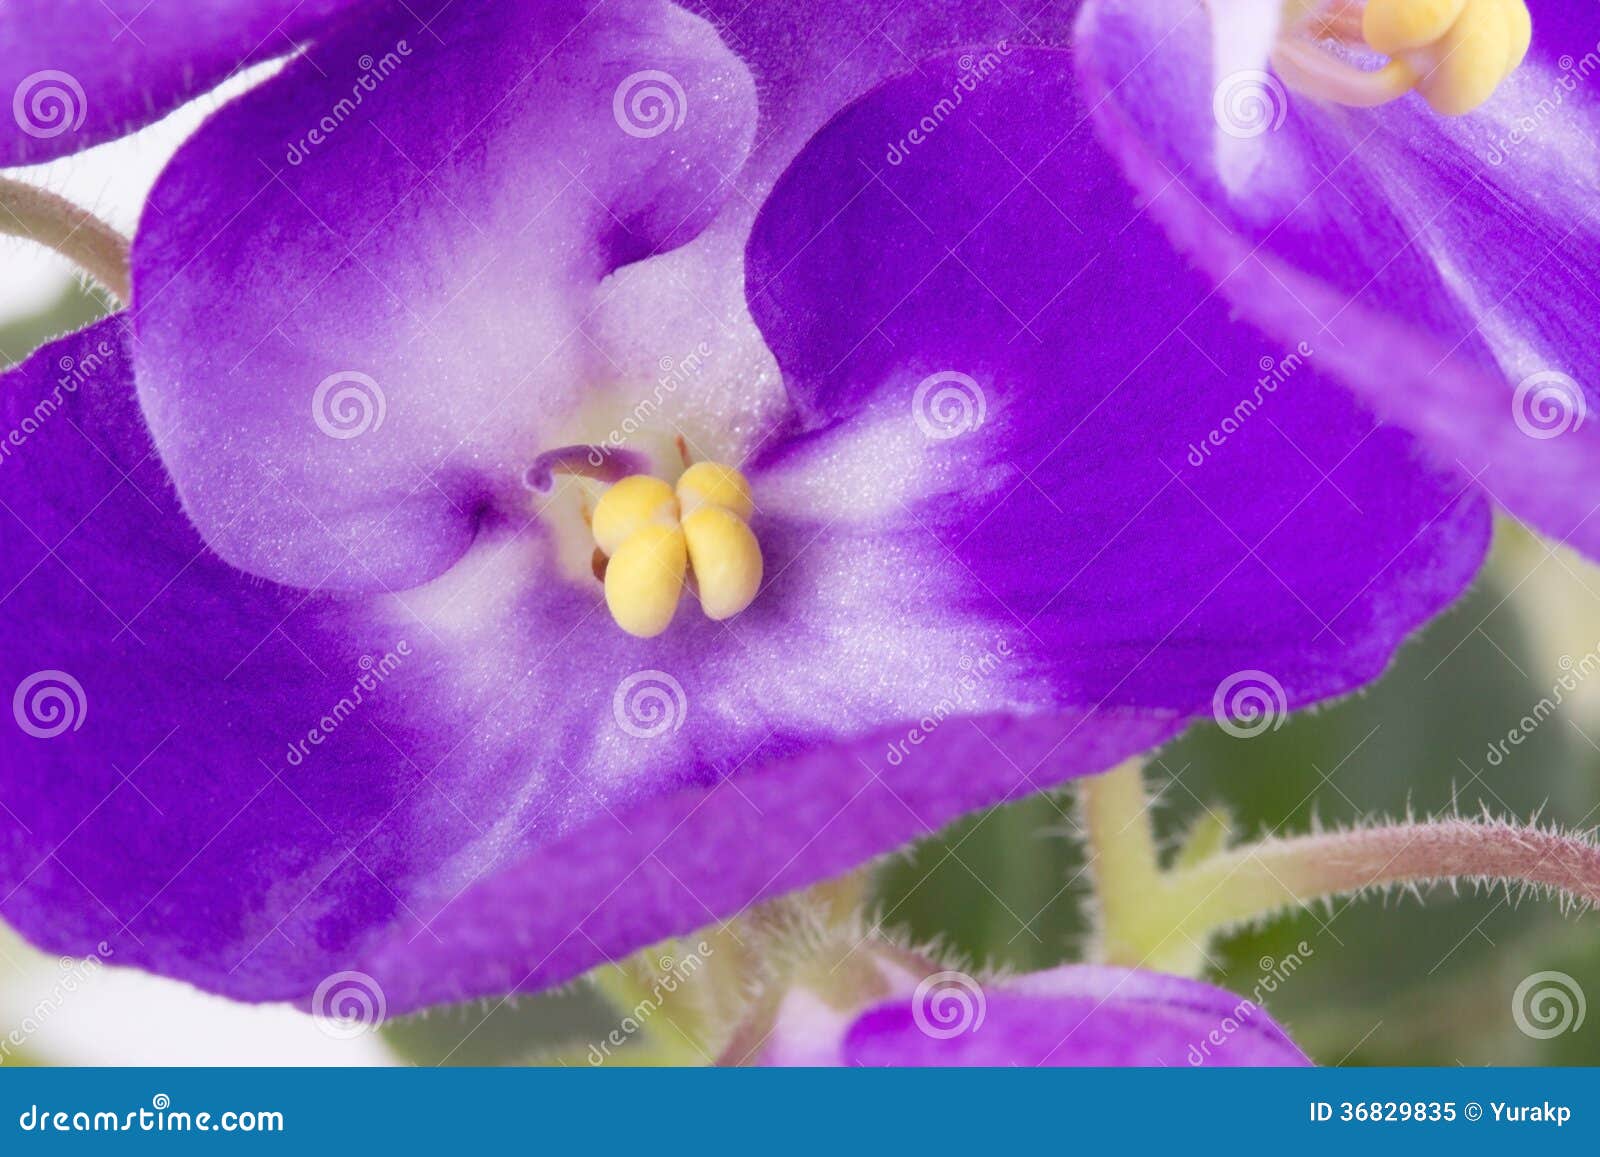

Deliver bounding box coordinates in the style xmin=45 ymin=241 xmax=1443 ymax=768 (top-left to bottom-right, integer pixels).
xmin=0 ymin=175 xmax=130 ymax=303
xmin=1274 ymin=820 xmax=1600 ymax=902
xmin=1178 ymin=819 xmax=1600 ymax=936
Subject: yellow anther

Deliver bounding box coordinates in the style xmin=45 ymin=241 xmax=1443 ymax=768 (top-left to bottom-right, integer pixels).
xmin=1362 ymin=0 xmax=1468 ymax=54
xmin=591 ymin=463 xmax=763 ymax=636
xmin=675 ymin=461 xmax=754 ymax=520
xmin=591 ymin=474 xmax=678 ymax=555
xmin=1414 ymin=0 xmax=1520 ymax=115
xmin=1276 ymin=0 xmax=1531 ymax=116
xmin=603 ymin=522 xmax=687 ymax=638
xmin=683 ymin=505 xmax=764 ymax=621
xmin=1502 ymin=0 xmax=1533 ymax=70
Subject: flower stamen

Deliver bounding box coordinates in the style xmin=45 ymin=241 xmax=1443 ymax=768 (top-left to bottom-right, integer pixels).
xmin=591 ymin=463 xmax=763 ymax=638
xmin=1274 ymin=0 xmax=1532 ymax=116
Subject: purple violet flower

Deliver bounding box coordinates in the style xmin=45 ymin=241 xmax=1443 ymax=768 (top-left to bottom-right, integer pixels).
xmin=0 ymin=0 xmax=1592 ymax=1035
xmin=753 ymin=964 xmax=1309 ymax=1067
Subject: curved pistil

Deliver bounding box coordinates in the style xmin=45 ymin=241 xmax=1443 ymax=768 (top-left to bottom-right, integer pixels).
xmin=1274 ymin=0 xmax=1532 ymax=116
xmin=523 ymin=444 xmax=653 ymax=492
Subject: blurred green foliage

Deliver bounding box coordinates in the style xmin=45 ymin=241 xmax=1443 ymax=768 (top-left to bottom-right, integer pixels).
xmin=0 ymin=281 xmax=107 ymax=370
xmin=878 ymin=554 xmax=1600 ymax=1065
xmin=383 ymin=986 xmax=619 ymax=1066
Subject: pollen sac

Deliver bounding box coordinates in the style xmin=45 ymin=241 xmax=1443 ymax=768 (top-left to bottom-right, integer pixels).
xmin=1405 ymin=0 xmax=1531 ymax=115
xmin=1281 ymin=0 xmax=1531 ymax=116
xmin=676 ymin=460 xmax=755 ymax=519
xmin=682 ymin=504 xmax=763 ymax=621
xmin=592 ymin=474 xmax=678 ymax=555
xmin=1363 ymin=0 xmax=1469 ymax=54
xmin=604 ymin=523 xmax=688 ymax=639
xmin=591 ymin=462 xmax=762 ymax=637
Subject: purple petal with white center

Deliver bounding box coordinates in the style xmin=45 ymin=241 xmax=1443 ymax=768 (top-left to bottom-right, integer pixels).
xmin=1076 ymin=0 xmax=1600 ymax=557
xmin=745 ymin=45 xmax=1491 ymax=717
xmin=0 ymin=0 xmax=365 ymax=165
xmin=130 ymin=0 xmax=758 ymax=593
xmin=0 ymin=320 xmax=1178 ymax=1010
xmin=0 ymin=4 xmax=1502 ymax=1016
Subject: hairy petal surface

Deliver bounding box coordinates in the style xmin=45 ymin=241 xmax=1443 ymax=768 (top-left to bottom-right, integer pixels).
xmin=131 ymin=0 xmax=757 ymax=593
xmin=746 ymin=47 xmax=1491 ymax=717
xmin=1076 ymin=0 xmax=1600 ymax=557
xmin=0 ymin=0 xmax=365 ymax=165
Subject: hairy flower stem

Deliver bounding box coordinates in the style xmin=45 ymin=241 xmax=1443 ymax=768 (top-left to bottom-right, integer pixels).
xmin=1079 ymin=759 xmax=1182 ymax=968
xmin=587 ymin=957 xmax=710 ymax=1065
xmin=1083 ymin=760 xmax=1600 ymax=977
xmin=715 ymin=874 xmax=935 ymax=1065
xmin=0 ymin=176 xmax=131 ymax=304
xmin=1177 ymin=819 xmax=1600 ymax=938
xmin=580 ymin=875 xmax=891 ymax=1066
